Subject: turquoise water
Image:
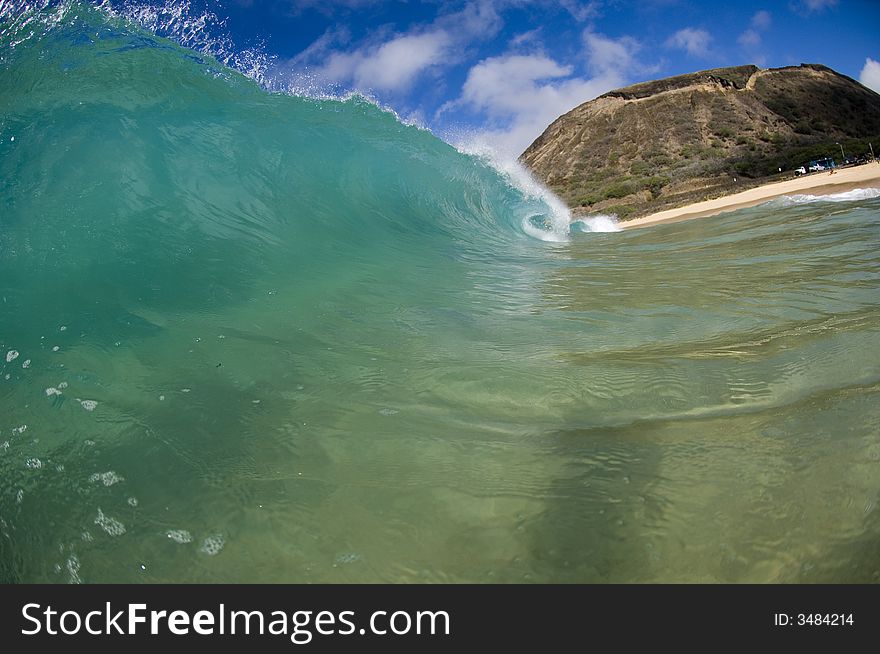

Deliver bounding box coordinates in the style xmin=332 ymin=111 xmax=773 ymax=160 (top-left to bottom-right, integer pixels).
xmin=2 ymin=2 xmax=880 ymax=583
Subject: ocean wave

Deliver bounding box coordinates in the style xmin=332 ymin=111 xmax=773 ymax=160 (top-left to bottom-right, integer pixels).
xmin=571 ymin=215 xmax=622 ymax=233
xmin=777 ymin=186 xmax=880 ymax=205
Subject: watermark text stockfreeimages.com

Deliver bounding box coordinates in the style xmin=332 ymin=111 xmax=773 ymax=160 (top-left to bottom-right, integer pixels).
xmin=21 ymin=602 xmax=450 ymax=644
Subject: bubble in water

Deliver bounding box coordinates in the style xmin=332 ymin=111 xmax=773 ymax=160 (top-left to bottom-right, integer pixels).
xmin=89 ymin=471 xmax=124 ymax=486
xmin=25 ymin=457 xmax=42 ymax=469
xmin=66 ymin=555 xmax=82 ymax=584
xmin=379 ymin=408 xmax=399 ymax=416
xmin=21 ymin=359 xmax=31 ymax=369
xmin=199 ymin=534 xmax=225 ymax=556
xmin=5 ymin=350 xmax=19 ymax=363
xmin=52 ymin=346 xmax=60 ymax=352
xmin=334 ymin=552 xmax=362 ymax=565
xmin=46 ymin=387 xmax=62 ymax=397
xmin=12 ymin=425 xmax=27 ymax=436
xmin=94 ymin=508 xmax=126 ymax=537
xmin=166 ymin=529 xmax=193 ymax=544
xmin=58 ymin=381 xmax=68 ymax=389
xmin=127 ymin=497 xmax=138 ymax=507
xmin=80 ymin=400 xmax=98 ymax=411
xmin=159 ymin=395 xmax=165 ymax=401
xmin=181 ymin=388 xmax=191 ymax=393
xmin=59 ymin=326 xmax=67 ymax=332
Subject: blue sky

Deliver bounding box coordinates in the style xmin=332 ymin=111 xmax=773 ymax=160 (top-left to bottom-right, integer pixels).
xmin=130 ymin=0 xmax=880 ymax=156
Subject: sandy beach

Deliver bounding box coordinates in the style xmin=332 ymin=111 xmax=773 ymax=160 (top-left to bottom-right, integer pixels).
xmin=621 ymin=162 xmax=880 ymax=229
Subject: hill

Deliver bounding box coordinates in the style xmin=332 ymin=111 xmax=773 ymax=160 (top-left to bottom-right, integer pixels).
xmin=520 ymin=64 xmax=880 ymax=220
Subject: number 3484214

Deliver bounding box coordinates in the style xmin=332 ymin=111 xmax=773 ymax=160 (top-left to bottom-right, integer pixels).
xmin=774 ymin=614 xmax=854 ymax=626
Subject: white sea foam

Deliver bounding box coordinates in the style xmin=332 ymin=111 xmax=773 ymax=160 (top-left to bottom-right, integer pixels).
xmin=89 ymin=471 xmax=124 ymax=486
xmin=94 ymin=508 xmax=126 ymax=536
xmin=66 ymin=554 xmax=82 ymax=584
xmin=6 ymin=350 xmax=19 ymax=363
xmin=80 ymin=399 xmax=98 ymax=411
xmin=46 ymin=387 xmax=62 ymax=397
xmin=166 ymin=529 xmax=193 ymax=544
xmin=334 ymin=552 xmax=362 ymax=565
xmin=199 ymin=534 xmax=225 ymax=555
xmin=571 ymin=215 xmax=622 ymax=233
xmin=108 ymin=0 xmax=273 ymax=85
xmin=777 ymin=187 xmax=880 ymax=206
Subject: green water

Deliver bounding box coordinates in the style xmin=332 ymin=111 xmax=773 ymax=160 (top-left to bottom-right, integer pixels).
xmin=2 ymin=2 xmax=879 ymax=583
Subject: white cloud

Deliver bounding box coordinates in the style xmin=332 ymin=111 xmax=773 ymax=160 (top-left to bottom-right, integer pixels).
xmin=445 ymin=30 xmax=648 ymax=157
xmin=739 ymin=10 xmax=772 ymax=47
xmin=665 ymin=27 xmax=712 ymax=57
xmin=509 ymin=28 xmax=544 ymax=49
xmin=452 ymin=47 xmax=631 ymax=157
xmin=584 ymin=31 xmax=642 ymax=76
xmin=794 ymin=0 xmax=839 ymax=13
xmin=284 ymin=0 xmax=385 ymax=14
xmin=441 ymin=0 xmax=502 ymax=37
xmin=287 ymin=0 xmax=501 ymax=94
xmin=860 ymin=58 xmax=880 ymax=94
xmin=461 ymin=55 xmax=575 ymax=112
xmin=751 ymin=10 xmax=772 ymax=30
xmin=289 ymin=26 xmax=350 ymax=65
xmin=738 ymin=10 xmax=771 ymax=64
xmin=738 ymin=29 xmax=761 ymax=48
xmin=322 ymin=31 xmax=451 ymax=92
xmin=560 ymin=0 xmax=601 ymax=22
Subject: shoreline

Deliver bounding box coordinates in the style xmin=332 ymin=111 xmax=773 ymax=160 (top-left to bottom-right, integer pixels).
xmin=619 ymin=162 xmax=880 ymax=229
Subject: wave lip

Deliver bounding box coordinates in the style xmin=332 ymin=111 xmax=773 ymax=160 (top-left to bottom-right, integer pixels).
xmin=453 ymin=139 xmax=575 ymax=241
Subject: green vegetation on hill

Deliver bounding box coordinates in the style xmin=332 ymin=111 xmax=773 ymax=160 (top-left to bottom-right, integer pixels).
xmin=520 ymin=64 xmax=880 ymax=219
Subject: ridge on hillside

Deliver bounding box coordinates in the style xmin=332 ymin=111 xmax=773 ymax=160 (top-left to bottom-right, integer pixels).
xmin=520 ymin=64 xmax=880 ymax=220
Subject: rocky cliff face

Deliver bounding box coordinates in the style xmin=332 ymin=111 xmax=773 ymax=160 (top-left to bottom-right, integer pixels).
xmin=520 ymin=64 xmax=880 ymax=220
